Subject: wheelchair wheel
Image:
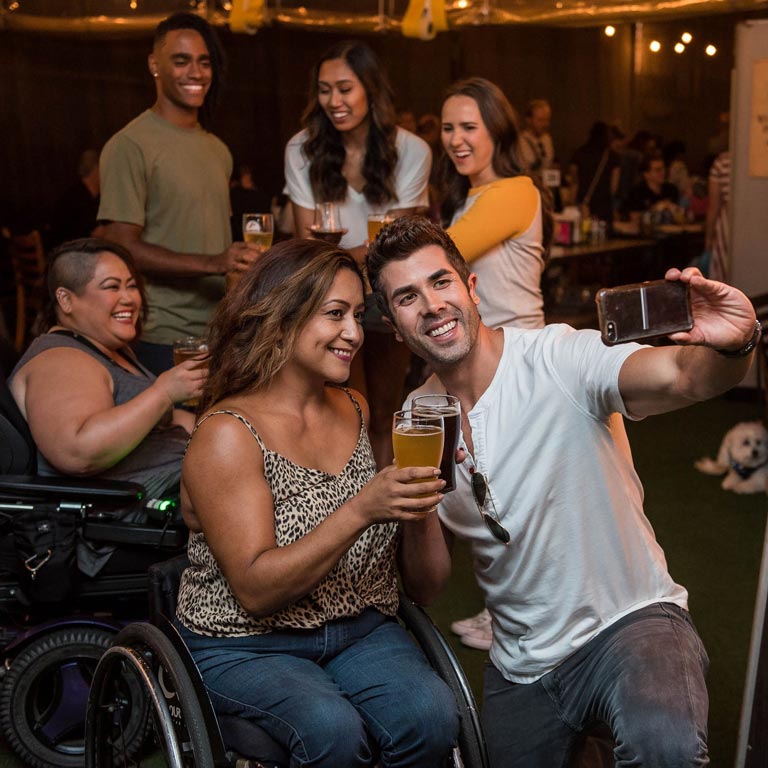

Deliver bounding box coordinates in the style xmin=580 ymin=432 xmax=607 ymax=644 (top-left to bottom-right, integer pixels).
xmin=0 ymin=627 xmax=148 ymax=768
xmin=86 ymin=622 xmax=216 ymax=768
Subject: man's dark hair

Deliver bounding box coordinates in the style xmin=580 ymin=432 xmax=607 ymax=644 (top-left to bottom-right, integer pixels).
xmin=366 ymin=216 xmax=471 ymax=320
xmin=154 ymin=12 xmax=225 ymax=129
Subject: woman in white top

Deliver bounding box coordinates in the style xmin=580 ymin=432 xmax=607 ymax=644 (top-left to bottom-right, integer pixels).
xmin=438 ymin=77 xmax=550 ymax=329
xmin=284 ymin=40 xmax=431 ymax=468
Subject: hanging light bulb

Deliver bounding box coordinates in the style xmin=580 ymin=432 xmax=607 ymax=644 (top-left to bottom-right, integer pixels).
xmin=649 ymin=40 xmax=661 ymax=53
xmin=604 ymin=25 xmax=616 ymax=37
xmin=681 ymin=32 xmax=692 ymax=44
xmin=705 ymin=44 xmax=717 ymax=56
xmin=674 ymin=42 xmax=685 ymax=54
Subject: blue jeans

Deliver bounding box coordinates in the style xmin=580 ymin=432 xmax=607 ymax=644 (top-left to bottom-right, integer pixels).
xmin=482 ymin=602 xmax=709 ymax=767
xmin=178 ymin=608 xmax=459 ymax=767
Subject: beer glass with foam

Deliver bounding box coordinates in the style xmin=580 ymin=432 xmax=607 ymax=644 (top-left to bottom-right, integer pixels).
xmin=172 ymin=336 xmax=209 ymax=409
xmin=392 ymin=410 xmax=444 ymax=501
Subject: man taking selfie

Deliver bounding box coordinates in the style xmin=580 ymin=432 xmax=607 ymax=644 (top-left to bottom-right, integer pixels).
xmin=367 ymin=215 xmax=759 ymax=767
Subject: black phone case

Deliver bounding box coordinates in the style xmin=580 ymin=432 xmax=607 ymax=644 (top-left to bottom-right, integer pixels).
xmin=595 ymin=280 xmax=693 ymax=345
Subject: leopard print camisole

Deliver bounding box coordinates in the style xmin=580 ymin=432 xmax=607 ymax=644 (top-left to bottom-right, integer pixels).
xmin=176 ymin=389 xmax=399 ymax=637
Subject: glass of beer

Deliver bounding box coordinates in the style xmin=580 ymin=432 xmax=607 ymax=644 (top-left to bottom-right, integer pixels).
xmin=310 ymin=203 xmax=347 ymax=245
xmin=367 ymin=212 xmax=393 ymax=243
xmin=392 ymin=410 xmax=444 ymax=500
xmin=242 ymin=213 xmax=274 ymax=249
xmin=412 ymin=394 xmax=460 ymax=493
xmin=172 ymin=336 xmax=209 ymax=409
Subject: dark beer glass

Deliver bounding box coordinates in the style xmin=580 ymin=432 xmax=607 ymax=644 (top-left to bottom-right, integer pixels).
xmin=412 ymin=394 xmax=460 ymax=492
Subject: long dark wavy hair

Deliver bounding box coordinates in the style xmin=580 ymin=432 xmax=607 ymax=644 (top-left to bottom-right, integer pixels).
xmin=154 ymin=12 xmax=226 ymax=130
xmin=202 ymin=239 xmax=365 ymax=410
xmin=33 ymin=238 xmax=148 ymax=338
xmin=437 ymin=77 xmax=552 ymax=250
xmin=301 ymin=40 xmax=398 ymax=207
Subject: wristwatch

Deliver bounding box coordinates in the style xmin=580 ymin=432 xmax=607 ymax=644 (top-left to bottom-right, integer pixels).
xmin=715 ymin=320 xmax=762 ymax=358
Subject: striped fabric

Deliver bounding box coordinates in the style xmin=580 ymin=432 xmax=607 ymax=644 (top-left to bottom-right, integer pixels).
xmin=709 ymin=151 xmax=730 ymax=282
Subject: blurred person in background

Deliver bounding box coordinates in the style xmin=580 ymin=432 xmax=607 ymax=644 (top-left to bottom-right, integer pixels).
xmin=47 ymin=148 xmax=104 ymax=249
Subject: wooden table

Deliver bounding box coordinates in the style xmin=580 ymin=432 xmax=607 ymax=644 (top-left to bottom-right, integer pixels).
xmin=549 ymin=237 xmax=655 ymax=261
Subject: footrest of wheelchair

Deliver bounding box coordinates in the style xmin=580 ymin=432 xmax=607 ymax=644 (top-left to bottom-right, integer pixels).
xmin=82 ymin=520 xmax=188 ymax=548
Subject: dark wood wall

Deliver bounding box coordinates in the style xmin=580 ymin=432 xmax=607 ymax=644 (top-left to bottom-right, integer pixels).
xmin=1 ymin=10 xmax=762 ymax=233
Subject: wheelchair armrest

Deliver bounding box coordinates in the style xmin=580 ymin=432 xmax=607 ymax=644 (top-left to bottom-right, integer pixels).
xmin=82 ymin=519 xmax=188 ymax=549
xmin=0 ymin=475 xmax=146 ymax=503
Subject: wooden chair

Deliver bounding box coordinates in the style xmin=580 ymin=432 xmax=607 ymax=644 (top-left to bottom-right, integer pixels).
xmin=3 ymin=228 xmax=46 ymax=353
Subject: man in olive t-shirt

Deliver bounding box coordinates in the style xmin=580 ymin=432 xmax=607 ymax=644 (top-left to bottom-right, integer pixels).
xmin=98 ymin=12 xmax=260 ymax=373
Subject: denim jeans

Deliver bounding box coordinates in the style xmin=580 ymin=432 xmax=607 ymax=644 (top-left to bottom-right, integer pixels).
xmin=482 ymin=602 xmax=709 ymax=767
xmin=178 ymin=608 xmax=459 ymax=768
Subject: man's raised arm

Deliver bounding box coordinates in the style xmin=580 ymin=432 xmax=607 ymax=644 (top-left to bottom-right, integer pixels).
xmin=619 ymin=267 xmax=759 ymax=419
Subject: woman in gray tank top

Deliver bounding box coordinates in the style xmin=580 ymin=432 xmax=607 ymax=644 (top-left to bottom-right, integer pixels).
xmin=8 ymin=238 xmax=205 ymax=500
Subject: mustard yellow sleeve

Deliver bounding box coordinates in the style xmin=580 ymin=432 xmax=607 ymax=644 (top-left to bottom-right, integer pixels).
xmin=447 ymin=176 xmax=540 ymax=263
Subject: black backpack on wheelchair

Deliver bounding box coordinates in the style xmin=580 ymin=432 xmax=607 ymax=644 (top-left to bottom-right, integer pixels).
xmin=0 ymin=378 xmax=187 ymax=768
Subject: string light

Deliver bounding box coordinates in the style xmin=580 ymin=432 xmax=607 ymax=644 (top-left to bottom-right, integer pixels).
xmin=604 ymin=25 xmax=616 ymax=37
xmin=705 ymin=44 xmax=717 ymax=56
xmin=649 ymin=40 xmax=661 ymax=53
xmin=681 ymin=32 xmax=692 ymax=44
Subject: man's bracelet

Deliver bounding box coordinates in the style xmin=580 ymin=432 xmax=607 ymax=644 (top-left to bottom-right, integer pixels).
xmin=715 ymin=320 xmax=762 ymax=358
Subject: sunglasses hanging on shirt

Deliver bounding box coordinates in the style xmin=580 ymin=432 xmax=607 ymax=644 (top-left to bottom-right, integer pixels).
xmin=468 ymin=467 xmax=511 ymax=546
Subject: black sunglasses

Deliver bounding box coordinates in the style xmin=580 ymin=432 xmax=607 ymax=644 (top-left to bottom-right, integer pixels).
xmin=470 ymin=470 xmax=511 ymax=545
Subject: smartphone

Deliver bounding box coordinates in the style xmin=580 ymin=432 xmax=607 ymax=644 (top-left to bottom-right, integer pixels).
xmin=595 ymin=279 xmax=693 ymax=345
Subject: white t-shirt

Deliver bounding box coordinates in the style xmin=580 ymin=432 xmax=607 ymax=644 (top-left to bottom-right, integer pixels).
xmin=407 ymin=325 xmax=688 ymax=683
xmin=450 ymin=179 xmax=545 ymax=329
xmin=284 ymin=127 xmax=431 ymax=249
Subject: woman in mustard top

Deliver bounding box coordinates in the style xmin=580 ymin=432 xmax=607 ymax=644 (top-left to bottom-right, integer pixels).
xmin=438 ymin=77 xmax=550 ymax=330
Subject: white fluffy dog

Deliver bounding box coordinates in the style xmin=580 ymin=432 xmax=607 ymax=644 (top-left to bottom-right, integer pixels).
xmin=695 ymin=421 xmax=768 ymax=494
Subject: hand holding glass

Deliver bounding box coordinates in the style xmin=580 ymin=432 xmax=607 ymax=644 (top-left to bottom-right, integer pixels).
xmin=310 ymin=203 xmax=347 ymax=245
xmin=392 ymin=410 xmax=444 ymax=500
xmin=172 ymin=337 xmax=209 ymax=408
xmin=412 ymin=394 xmax=460 ymax=492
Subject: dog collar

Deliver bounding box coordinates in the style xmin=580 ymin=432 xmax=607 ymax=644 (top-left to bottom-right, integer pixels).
xmin=730 ymin=457 xmax=768 ymax=480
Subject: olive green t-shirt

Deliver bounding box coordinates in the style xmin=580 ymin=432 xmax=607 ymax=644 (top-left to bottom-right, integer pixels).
xmin=98 ymin=110 xmax=231 ymax=344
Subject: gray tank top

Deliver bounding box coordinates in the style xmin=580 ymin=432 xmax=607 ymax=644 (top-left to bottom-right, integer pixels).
xmin=10 ymin=332 xmax=187 ymax=499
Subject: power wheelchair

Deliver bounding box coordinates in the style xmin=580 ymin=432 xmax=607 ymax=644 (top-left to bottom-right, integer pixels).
xmin=85 ymin=563 xmax=489 ymax=767
xmin=0 ymin=380 xmax=187 ymax=768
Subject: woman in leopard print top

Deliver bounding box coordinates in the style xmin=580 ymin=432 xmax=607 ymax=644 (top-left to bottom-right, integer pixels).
xmin=177 ymin=239 xmax=458 ymax=767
